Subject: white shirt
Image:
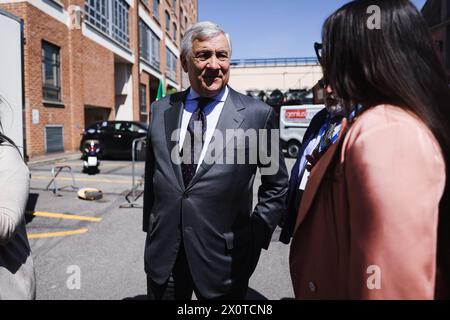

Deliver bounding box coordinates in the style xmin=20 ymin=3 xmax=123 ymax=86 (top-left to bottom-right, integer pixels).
xmin=298 ymin=120 xmax=342 ymax=190
xmin=179 ymin=86 xmax=229 ymax=171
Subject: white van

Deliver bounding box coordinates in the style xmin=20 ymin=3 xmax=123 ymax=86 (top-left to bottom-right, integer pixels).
xmin=279 ymin=104 xmax=324 ymax=158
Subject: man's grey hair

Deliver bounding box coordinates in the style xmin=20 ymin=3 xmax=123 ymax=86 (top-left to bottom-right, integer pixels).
xmin=180 ymin=21 xmax=232 ymax=61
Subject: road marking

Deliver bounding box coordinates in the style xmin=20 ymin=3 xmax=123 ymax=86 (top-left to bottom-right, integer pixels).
xmin=31 ymin=175 xmax=133 ymax=184
xmin=28 ymin=228 xmax=89 ymax=239
xmin=53 ymin=162 xmax=145 ymax=168
xmin=32 ymin=211 xmax=102 ymax=222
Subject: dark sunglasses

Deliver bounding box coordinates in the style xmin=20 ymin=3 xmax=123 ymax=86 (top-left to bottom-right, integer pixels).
xmin=314 ymin=42 xmax=323 ymax=63
xmin=318 ymin=78 xmax=327 ymax=89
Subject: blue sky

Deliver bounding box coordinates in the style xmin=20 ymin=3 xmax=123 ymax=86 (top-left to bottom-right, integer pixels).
xmin=198 ymin=0 xmax=428 ymax=59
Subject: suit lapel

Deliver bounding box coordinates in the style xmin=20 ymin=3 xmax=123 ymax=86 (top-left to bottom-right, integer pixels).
xmin=186 ymin=89 xmax=245 ymax=190
xmin=164 ymin=90 xmax=189 ymax=190
xmin=293 ymin=118 xmax=348 ymax=235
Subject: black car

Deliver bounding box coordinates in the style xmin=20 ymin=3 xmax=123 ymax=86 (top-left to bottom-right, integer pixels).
xmin=298 ymin=90 xmax=314 ymax=104
xmin=246 ymin=90 xmax=267 ymax=102
xmin=80 ymin=121 xmax=148 ymax=159
xmin=284 ymin=89 xmax=307 ymax=105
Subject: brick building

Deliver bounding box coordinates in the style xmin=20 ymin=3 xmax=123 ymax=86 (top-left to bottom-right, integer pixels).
xmin=0 ymin=0 xmax=197 ymax=159
xmin=422 ymin=0 xmax=450 ymax=81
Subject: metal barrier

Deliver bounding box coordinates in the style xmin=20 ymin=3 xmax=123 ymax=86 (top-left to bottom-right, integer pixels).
xmin=45 ymin=165 xmax=78 ymax=196
xmin=230 ymin=57 xmax=319 ymax=68
xmin=120 ymin=136 xmax=146 ymax=208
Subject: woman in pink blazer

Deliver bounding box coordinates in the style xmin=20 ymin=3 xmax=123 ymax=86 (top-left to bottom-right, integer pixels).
xmin=290 ymin=0 xmax=450 ymax=299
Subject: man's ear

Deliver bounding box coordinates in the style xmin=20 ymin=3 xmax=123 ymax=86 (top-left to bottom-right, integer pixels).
xmin=181 ymin=57 xmax=188 ymax=73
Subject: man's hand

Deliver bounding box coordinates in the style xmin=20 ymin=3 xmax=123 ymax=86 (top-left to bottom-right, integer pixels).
xmin=305 ymin=147 xmax=322 ymax=172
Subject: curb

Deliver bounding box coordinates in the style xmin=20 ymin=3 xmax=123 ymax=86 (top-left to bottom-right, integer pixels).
xmin=27 ymin=152 xmax=81 ymax=166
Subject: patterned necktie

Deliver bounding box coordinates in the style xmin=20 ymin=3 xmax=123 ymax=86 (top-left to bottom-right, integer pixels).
xmin=316 ymin=114 xmax=343 ymax=155
xmin=181 ymin=97 xmax=212 ymax=187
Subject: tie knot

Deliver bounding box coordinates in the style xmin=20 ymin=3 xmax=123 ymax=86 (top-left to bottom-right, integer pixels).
xmin=196 ymin=97 xmax=213 ymax=110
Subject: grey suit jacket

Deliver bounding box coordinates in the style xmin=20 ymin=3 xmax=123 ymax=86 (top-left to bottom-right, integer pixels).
xmin=143 ymin=87 xmax=288 ymax=298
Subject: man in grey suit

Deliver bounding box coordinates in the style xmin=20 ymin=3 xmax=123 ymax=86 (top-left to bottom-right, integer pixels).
xmin=143 ymin=21 xmax=288 ymax=300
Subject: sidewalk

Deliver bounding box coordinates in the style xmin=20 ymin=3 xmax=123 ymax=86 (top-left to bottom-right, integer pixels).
xmin=27 ymin=151 xmax=81 ymax=166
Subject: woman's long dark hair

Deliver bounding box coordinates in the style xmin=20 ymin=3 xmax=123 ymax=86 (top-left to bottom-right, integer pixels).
xmin=321 ymin=0 xmax=450 ymax=298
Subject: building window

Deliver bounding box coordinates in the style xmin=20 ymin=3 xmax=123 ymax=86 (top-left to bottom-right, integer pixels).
xmin=181 ymin=9 xmax=185 ymax=29
xmin=140 ymin=84 xmax=147 ymax=114
xmin=85 ymin=0 xmax=130 ymax=47
xmin=150 ymin=31 xmax=161 ymax=68
xmin=42 ymin=41 xmax=61 ymax=102
xmin=139 ymin=84 xmax=148 ymax=123
xmin=139 ymin=19 xmax=161 ymax=69
xmin=85 ymin=0 xmax=109 ymax=33
xmin=165 ymin=11 xmax=170 ymax=33
xmin=172 ymin=0 xmax=176 ymax=8
xmin=112 ymin=0 xmax=129 ymax=47
xmin=172 ymin=22 xmax=177 ymax=41
xmin=153 ymin=0 xmax=159 ymax=19
xmin=166 ymin=48 xmax=177 ymax=81
xmin=139 ymin=20 xmax=149 ymax=60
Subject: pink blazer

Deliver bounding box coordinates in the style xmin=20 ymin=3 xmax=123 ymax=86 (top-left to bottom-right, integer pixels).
xmin=289 ymin=104 xmax=446 ymax=299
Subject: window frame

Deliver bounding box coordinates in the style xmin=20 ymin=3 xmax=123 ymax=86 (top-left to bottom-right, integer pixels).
xmin=42 ymin=41 xmax=62 ymax=103
xmin=139 ymin=84 xmax=148 ymax=115
xmin=165 ymin=10 xmax=170 ymax=33
xmin=153 ymin=0 xmax=160 ymax=19
xmin=166 ymin=48 xmax=177 ymax=81
xmin=139 ymin=19 xmax=161 ymax=69
xmin=172 ymin=22 xmax=177 ymax=41
xmin=84 ymin=0 xmax=130 ymax=48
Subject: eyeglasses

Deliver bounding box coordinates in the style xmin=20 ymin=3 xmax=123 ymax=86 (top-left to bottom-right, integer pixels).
xmin=314 ymin=42 xmax=323 ymax=63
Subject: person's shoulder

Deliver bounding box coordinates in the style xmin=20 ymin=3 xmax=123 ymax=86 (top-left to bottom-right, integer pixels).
xmin=349 ymin=104 xmax=428 ymax=134
xmin=151 ymin=90 xmax=188 ymax=110
xmin=0 ymin=143 xmax=21 ymax=160
xmin=345 ymin=104 xmax=443 ymax=160
xmin=0 ymin=144 xmax=28 ymax=174
xmin=310 ymin=107 xmax=328 ymax=124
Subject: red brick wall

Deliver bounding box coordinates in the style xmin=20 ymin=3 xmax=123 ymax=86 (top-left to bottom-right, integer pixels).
xmin=0 ymin=0 xmax=197 ymax=158
xmin=1 ymin=1 xmax=117 ymax=158
xmin=28 ymin=4 xmax=73 ymax=157
xmin=0 ymin=3 xmax=74 ymax=157
xmin=82 ymin=37 xmax=115 ymax=114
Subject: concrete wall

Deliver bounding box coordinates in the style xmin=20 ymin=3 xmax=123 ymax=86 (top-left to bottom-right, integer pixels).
xmin=229 ymin=65 xmax=323 ymax=93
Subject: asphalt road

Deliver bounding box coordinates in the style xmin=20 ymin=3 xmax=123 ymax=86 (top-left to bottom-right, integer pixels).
xmin=26 ymin=157 xmax=296 ymax=300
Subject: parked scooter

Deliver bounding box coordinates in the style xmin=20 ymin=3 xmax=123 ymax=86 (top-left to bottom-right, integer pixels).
xmin=82 ymin=139 xmax=101 ymax=175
